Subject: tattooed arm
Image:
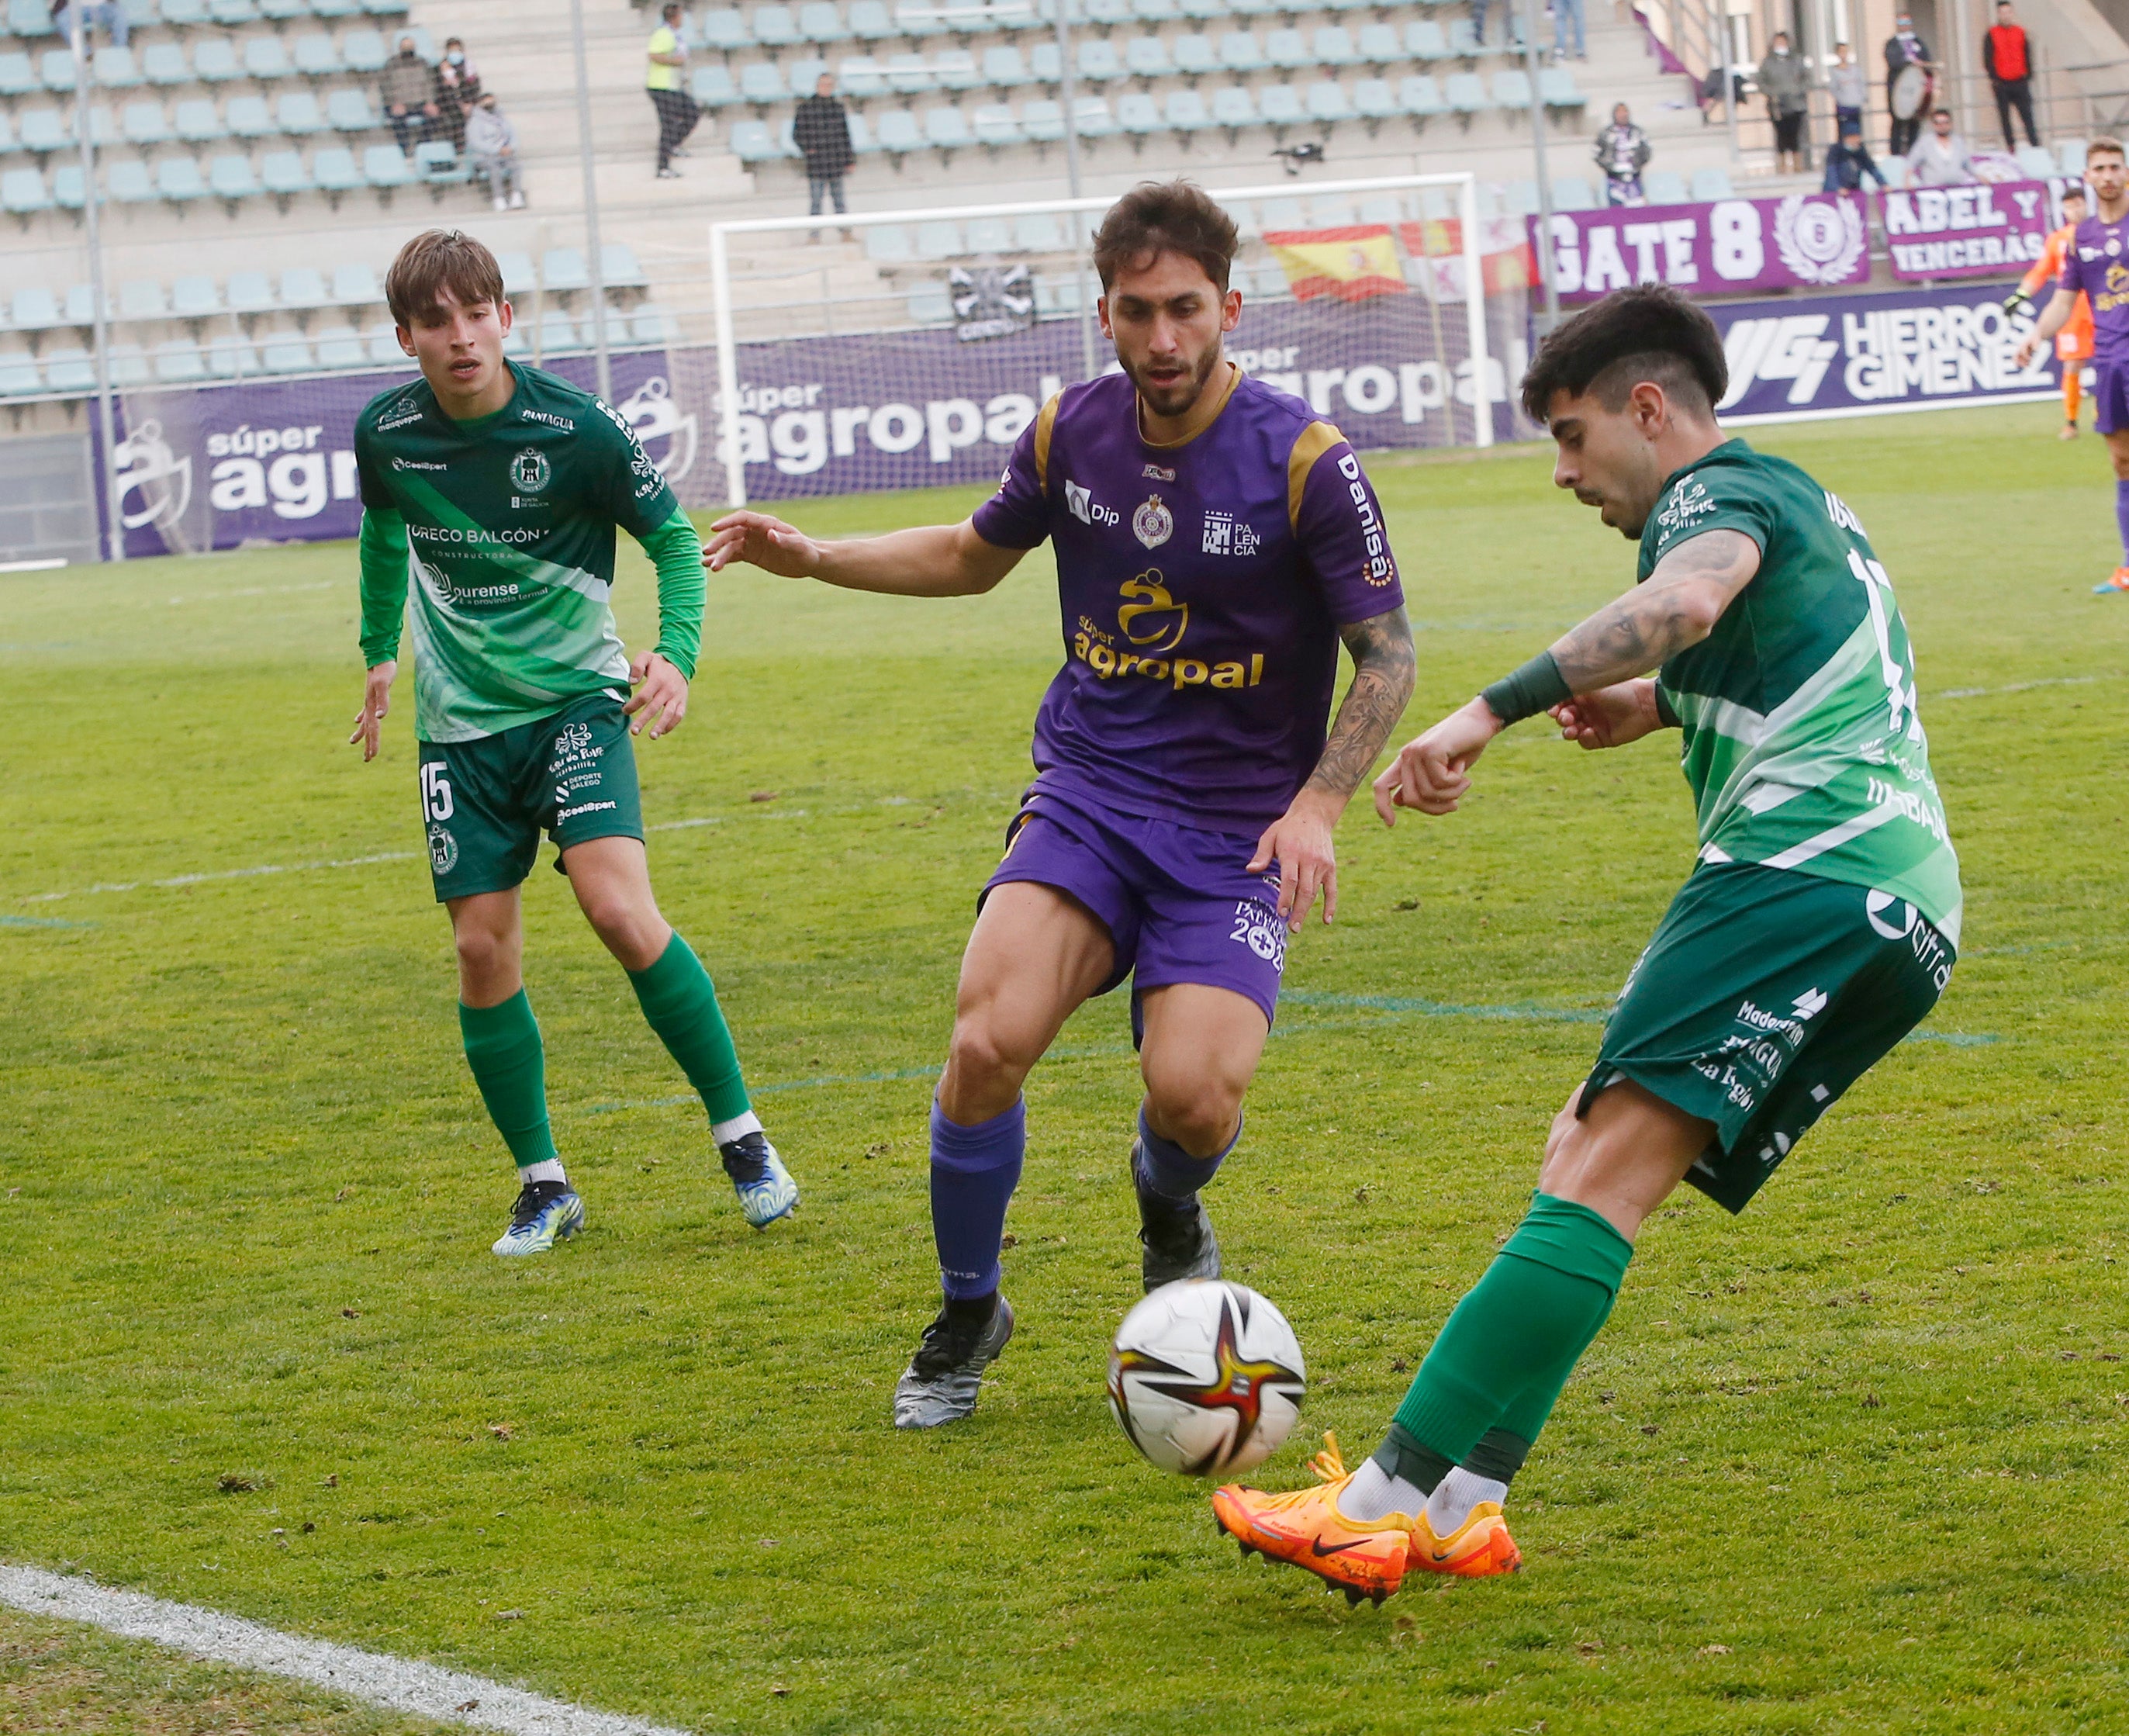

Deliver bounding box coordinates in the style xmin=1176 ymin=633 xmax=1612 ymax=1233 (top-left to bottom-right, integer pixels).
xmin=1249 ymin=605 xmax=1417 ymax=932
xmin=1372 ymin=530 xmax=1759 ymax=821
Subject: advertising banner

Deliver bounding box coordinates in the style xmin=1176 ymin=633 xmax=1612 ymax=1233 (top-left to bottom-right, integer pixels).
xmin=1708 ymin=278 xmax=2055 ymax=419
xmin=1881 ymin=176 xmax=2078 ymax=281
xmin=1531 ymin=190 xmax=1872 ymax=303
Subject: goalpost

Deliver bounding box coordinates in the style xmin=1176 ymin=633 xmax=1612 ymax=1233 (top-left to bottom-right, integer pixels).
xmin=704 ymin=171 xmax=1513 ymax=510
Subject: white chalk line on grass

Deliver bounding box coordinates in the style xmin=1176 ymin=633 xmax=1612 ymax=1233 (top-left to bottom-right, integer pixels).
xmin=0 ymin=1564 xmax=692 ymax=1736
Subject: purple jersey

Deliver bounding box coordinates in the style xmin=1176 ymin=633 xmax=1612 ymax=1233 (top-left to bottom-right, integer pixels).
xmin=2058 ymin=213 xmax=2129 ymax=365
xmin=970 ymin=366 xmax=1404 ymax=830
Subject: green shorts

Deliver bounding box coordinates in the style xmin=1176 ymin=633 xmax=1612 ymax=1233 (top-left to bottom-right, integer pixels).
xmin=416 ymin=692 xmax=643 ymax=902
xmin=1582 ymin=863 xmax=1955 ymax=1215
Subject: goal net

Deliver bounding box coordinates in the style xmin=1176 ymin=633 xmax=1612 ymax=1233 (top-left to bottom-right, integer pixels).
xmin=693 ymin=172 xmax=1535 ymax=509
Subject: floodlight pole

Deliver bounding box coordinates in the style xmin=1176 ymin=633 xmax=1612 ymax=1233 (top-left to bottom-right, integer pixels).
xmin=569 ymin=0 xmax=614 ymax=405
xmin=1050 ymin=0 xmax=1097 ymax=381
xmin=1522 ymin=0 xmax=1560 ymax=337
xmin=72 ymin=13 xmax=122 ymax=563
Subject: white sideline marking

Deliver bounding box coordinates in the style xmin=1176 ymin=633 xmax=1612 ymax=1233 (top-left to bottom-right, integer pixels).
xmin=0 ymin=1565 xmax=693 ymax=1736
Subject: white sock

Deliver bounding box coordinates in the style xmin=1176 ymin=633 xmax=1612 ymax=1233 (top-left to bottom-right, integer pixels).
xmin=1426 ymin=1467 xmax=1509 ymax=1536
xmin=711 ymin=1111 xmax=763 ymax=1146
xmin=520 ymin=1159 xmax=566 ymax=1186
xmin=1336 ymin=1458 xmax=1429 ymax=1523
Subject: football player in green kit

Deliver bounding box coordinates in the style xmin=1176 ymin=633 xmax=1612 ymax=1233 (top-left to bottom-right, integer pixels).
xmin=348 ymin=228 xmax=798 ymax=1254
xmin=1214 ymin=283 xmax=1960 ymax=1603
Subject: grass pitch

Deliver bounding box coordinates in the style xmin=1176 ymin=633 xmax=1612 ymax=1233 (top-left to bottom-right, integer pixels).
xmin=3 ymin=403 xmax=2127 ymax=1734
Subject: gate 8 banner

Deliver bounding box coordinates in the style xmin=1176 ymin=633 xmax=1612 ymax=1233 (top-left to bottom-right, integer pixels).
xmin=1533 ymin=190 xmax=1872 ymax=303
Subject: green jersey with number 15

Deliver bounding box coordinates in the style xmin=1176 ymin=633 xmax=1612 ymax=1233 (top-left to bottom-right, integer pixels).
xmin=1638 ymin=438 xmax=1961 ymax=944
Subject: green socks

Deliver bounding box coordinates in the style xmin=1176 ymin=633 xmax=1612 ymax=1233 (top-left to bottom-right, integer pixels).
xmin=1374 ymin=1193 xmax=1633 ymax=1488
xmin=627 ymin=932 xmax=752 ymax=1127
xmin=459 ymin=990 xmax=558 ymax=1171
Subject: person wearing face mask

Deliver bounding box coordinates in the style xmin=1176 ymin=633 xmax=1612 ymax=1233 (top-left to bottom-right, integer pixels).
xmin=434 ymin=38 xmax=483 ymax=152
xmin=464 ymin=92 xmax=524 ymax=211
xmin=1757 ymin=31 xmax=1809 ymax=177
xmin=1884 ymin=12 xmax=1933 ymax=157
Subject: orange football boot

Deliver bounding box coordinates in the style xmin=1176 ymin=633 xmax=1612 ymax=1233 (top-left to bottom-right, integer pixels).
xmin=1211 ymin=1434 xmax=1412 ymax=1606
xmin=2096 ymin=567 xmax=2129 ymax=596
xmin=1408 ymin=1502 xmax=1523 ymax=1579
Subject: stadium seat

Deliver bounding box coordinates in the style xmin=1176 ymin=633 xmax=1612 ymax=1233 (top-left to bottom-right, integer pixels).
xmin=155 ymin=155 xmax=207 ymax=200
xmin=989 ymin=0 xmax=1035 ymax=29
xmin=922 ymin=104 xmax=972 ymax=151
xmin=43 ymin=347 xmax=97 ymax=392
xmin=0 ymin=112 xmax=14 ymax=153
xmin=1082 ymin=0 xmax=1129 ymax=28
xmin=2060 ymin=139 xmax=2089 ymax=177
xmin=841 ymin=107 xmax=877 ymax=151
xmin=699 ymin=7 xmax=750 ymax=51
xmin=738 ymin=59 xmax=784 ymax=102
xmin=2016 ymin=144 xmax=2055 ymax=179
xmin=274 ymin=265 xmax=329 ymax=309
xmin=50 ymin=160 xmax=85 ymax=206
xmin=1878 ymin=154 xmax=1909 ymax=189
xmin=1034 ymin=273 xmax=1080 ymax=316
xmin=121 ymin=98 xmax=172 ymax=144
xmin=311 ymin=0 xmax=361 ymax=16
xmin=92 ymin=44 xmax=141 ymax=88
xmin=210 ymin=0 xmax=260 ymax=23
xmin=171 ymin=273 xmax=221 ymax=314
xmin=326 ymin=87 xmax=375 ymax=129
xmin=37 ymin=47 xmax=74 ymax=92
xmin=1172 ymin=32 xmax=1214 ymax=76
xmin=262 ymin=335 xmax=316 ymax=373
xmin=883 ymin=52 xmax=929 ymax=93
xmin=1262 ymin=26 xmax=1305 ymax=68
xmin=1179 ymin=0 xmax=1222 ymax=18
xmin=1551 ymin=173 xmax=1596 ymax=210
xmin=830 ymin=54 xmax=880 ymax=96
xmin=310 ymin=142 xmax=359 ymax=188
xmin=206 ymin=332 xmax=261 ymax=376
xmin=751 ymin=4 xmax=800 ymax=47
xmin=0 ymin=52 xmax=34 ymax=98
xmin=1256 ymin=81 xmax=1302 ymax=133
xmin=1492 ymin=68 xmax=1532 ymax=109
xmin=192 ymin=37 xmax=240 ymax=81
xmin=1122 ymin=35 xmax=1168 ymax=79
xmin=1312 ymin=196 xmax=1356 ymax=227
xmin=863 ymin=221 xmax=911 ymax=261
xmin=906 ymin=283 xmax=952 ymax=324
xmin=1642 ymin=168 xmax=1687 ymax=204
xmin=1258 ymin=194 xmax=1301 ymax=229
xmin=934 ymin=47 xmax=979 ymax=88
xmin=361 ymin=142 xmax=412 ymax=188
xmin=226 ymin=92 xmax=274 ymax=137
xmin=599 ymin=242 xmax=648 ymax=290
xmin=1026 ymin=38 xmax=1058 ymax=81
xmin=970 ymin=100 xmax=1018 ymax=146
xmin=115 ymin=278 xmax=164 ymax=320
xmin=1689 ymin=164 xmax=1733 ymax=200
xmin=914 ymin=217 xmax=961 ymax=258
xmin=159 ymin=0 xmax=208 ymax=22
xmin=726 ymin=116 xmax=783 ymax=159
xmin=1443 ymin=71 xmax=1490 ymax=114
xmin=261 ymin=147 xmax=313 ymax=195
xmin=276 ymin=90 xmax=327 ymax=133
xmin=330 ymin=261 xmax=379 ymax=303
xmin=799 ymin=1 xmax=847 ymax=43
xmin=261 ymin=0 xmax=309 ymax=21
xmin=173 ymin=97 xmax=223 ymax=140
xmin=1305 ymin=78 xmax=1352 ymax=126
xmin=1350 ymin=76 xmax=1395 ymax=126
xmin=340 ymin=28 xmax=388 ymax=72
xmin=223 ymin=269 xmax=274 ymax=312
xmin=314 ymin=323 xmax=367 ymax=368
xmin=980 ymin=43 xmax=1027 ymax=87
xmin=1208 ymin=84 xmax=1254 ymax=132
xmin=1012 ymin=209 xmax=1062 ymax=248
xmin=1217 ymin=30 xmax=1263 ymax=73
xmin=414 ymin=138 xmax=465 ymax=183
xmin=1314 ymin=26 xmax=1363 ymax=67
xmin=962 ymin=213 xmax=1009 ymax=252
xmin=18 ymin=106 xmax=67 ymax=150
xmin=631 ymin=303 xmax=680 ymax=346
xmin=1018 ymin=96 xmax=1061 ymax=141
xmin=485 ymin=248 xmax=531 ymax=293
xmin=1356 ymin=193 xmax=1401 ymax=226
xmin=1070 ymin=92 xmax=1114 ymax=137
xmin=1130 ymin=0 xmax=1173 ymax=20
xmin=141 ymin=40 xmax=188 ymax=83
xmin=692 ymin=63 xmax=738 ymax=104
xmin=870 ymin=105 xmax=919 ymax=158
xmin=1229 ymin=0 xmax=1274 ymax=17
xmin=0 ymin=353 xmax=43 ymax=396
xmin=1075 ymin=36 xmax=1118 ymax=81
xmin=101 ymin=340 xmax=145 ymax=387
xmin=292 ymin=32 xmax=343 ymax=74
xmin=9 ymin=285 xmax=60 ymax=328
xmin=1163 ymin=86 xmax=1210 ymax=132
xmin=152 ymin=339 xmax=206 ymax=384
xmin=1115 ymin=88 xmax=1158 ymax=136
xmin=243 ymin=36 xmax=292 ymax=79
xmin=107 ymin=157 xmax=156 ymax=201
xmin=1405 ymin=19 xmax=1449 ymax=59
xmin=361 ymin=0 xmax=409 ymax=17
xmin=1353 ymin=22 xmax=1398 ymax=65
xmin=538 ymin=247 xmax=587 ymax=292
xmin=1537 ymin=64 xmax=1584 ymax=109
xmin=846 ymin=0 xmax=893 ymax=38
xmin=1446 ymin=16 xmax=1482 ymax=54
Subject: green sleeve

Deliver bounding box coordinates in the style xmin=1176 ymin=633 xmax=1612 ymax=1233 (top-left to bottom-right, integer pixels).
xmin=358 ymin=507 xmax=410 ymax=669
xmin=634 ymin=505 xmax=703 ymax=681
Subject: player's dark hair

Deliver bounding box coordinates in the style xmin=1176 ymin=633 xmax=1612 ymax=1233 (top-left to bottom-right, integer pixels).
xmin=385 ymin=228 xmax=505 ymax=327
xmin=1093 ymin=181 xmax=1239 ymax=294
xmin=2088 ymin=137 xmax=2125 ymax=166
xmin=1519 ymin=282 xmax=1726 ymax=425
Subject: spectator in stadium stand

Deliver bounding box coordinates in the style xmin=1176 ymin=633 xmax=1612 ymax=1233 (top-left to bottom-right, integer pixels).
xmin=1907 ymin=107 xmax=1975 ymax=187
xmin=647 ymin=1 xmax=700 ymax=181
xmin=1823 ymin=120 xmax=1889 ymax=193
xmin=1552 ymin=0 xmax=1585 ymax=62
xmin=381 ymin=35 xmax=440 ymax=157
xmin=434 ymin=37 xmax=483 ymax=152
xmin=1757 ymin=31 xmax=1809 ymax=176
xmin=1885 ymin=12 xmax=1933 ymax=157
xmin=465 ymin=91 xmax=524 ymax=212
xmin=1983 ymin=1 xmax=2041 ymax=153
xmin=1593 ymin=103 xmax=1651 ymax=206
xmin=1828 ymin=41 xmax=1867 ymax=142
xmin=793 ymin=73 xmax=855 ymax=237
xmin=1468 ymin=0 xmax=1494 ymax=50
xmin=53 ymin=0 xmax=126 ymax=47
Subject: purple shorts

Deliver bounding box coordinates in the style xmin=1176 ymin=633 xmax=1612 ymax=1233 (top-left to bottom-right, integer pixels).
xmin=2096 ymin=359 xmax=2129 ymax=435
xmin=981 ymin=787 xmax=1287 ymax=1036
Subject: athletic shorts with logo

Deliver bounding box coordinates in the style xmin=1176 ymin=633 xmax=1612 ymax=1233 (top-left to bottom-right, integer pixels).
xmin=417 ymin=692 xmax=644 ymax=902
xmin=1580 ymin=862 xmax=1954 ymax=1214
xmin=982 ymin=786 xmax=1287 ymax=1039
xmin=2094 ymin=359 xmax=2129 ymax=435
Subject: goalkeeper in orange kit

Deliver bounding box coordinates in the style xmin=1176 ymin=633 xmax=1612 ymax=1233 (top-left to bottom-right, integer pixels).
xmin=2010 ymin=185 xmax=2094 ymax=438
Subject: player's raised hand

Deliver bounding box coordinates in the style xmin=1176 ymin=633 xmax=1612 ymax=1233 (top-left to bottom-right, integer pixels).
xmin=703 ymin=510 xmax=821 ymax=576
xmin=1371 ymin=697 xmax=1501 ymax=823
xmin=349 ymin=659 xmax=395 ymax=762
xmin=625 ymin=649 xmax=689 ymax=738
xmin=1551 ymin=678 xmax=1663 ymax=751
xmin=1249 ymin=788 xmax=1340 ymax=932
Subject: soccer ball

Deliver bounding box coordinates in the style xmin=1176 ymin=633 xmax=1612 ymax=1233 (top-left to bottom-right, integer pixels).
xmin=1108 ymin=1279 xmax=1306 ymax=1478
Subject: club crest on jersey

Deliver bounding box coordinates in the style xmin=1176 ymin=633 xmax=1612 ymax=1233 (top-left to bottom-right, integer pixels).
xmin=510 ymin=447 xmax=551 ymax=496
xmin=427 ymin=824 xmax=458 ymax=876
xmin=1133 ymin=494 xmax=1173 ymax=549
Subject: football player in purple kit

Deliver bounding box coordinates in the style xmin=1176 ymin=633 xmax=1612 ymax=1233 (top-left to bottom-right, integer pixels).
xmin=2017 ymin=137 xmax=2129 ymax=594
xmin=703 ymin=181 xmax=1416 ymax=1428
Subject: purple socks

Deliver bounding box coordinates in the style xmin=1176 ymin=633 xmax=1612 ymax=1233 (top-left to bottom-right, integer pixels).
xmin=2115 ymin=477 xmax=2129 ymax=562
xmin=929 ymin=1097 xmax=1025 ymax=1300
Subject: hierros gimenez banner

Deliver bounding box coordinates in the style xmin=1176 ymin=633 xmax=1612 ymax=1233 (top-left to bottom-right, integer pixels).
xmin=95 ymin=278 xmax=2052 ymax=554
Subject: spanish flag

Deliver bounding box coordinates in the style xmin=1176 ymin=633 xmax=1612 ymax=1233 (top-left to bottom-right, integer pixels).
xmin=1397 ymin=219 xmax=1535 ymax=293
xmin=1264 ymin=225 xmax=1405 ymax=302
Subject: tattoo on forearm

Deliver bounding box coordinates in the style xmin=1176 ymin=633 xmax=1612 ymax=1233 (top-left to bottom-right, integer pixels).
xmin=1307 ymin=607 xmax=1417 ymax=799
xmin=1550 ymin=529 xmax=1758 ymax=691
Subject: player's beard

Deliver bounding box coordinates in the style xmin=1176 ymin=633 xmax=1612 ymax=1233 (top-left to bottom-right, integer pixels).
xmin=1127 ymin=341 xmax=1222 ymax=423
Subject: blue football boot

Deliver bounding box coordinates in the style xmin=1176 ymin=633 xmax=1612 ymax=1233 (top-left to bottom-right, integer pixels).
xmin=492 ymin=1179 xmax=585 ymax=1256
xmin=720 ymin=1131 xmax=799 ymax=1228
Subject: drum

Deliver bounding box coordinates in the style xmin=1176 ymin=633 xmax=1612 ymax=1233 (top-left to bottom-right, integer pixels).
xmin=1890 ymin=62 xmax=1930 ymax=122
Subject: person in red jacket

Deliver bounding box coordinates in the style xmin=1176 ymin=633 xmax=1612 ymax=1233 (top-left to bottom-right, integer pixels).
xmin=1984 ymin=1 xmax=2041 ymax=153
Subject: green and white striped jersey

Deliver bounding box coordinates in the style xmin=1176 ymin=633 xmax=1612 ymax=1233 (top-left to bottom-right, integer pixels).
xmin=354 ymin=365 xmax=683 ymax=744
xmin=1639 ymin=439 xmax=1962 ymax=943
